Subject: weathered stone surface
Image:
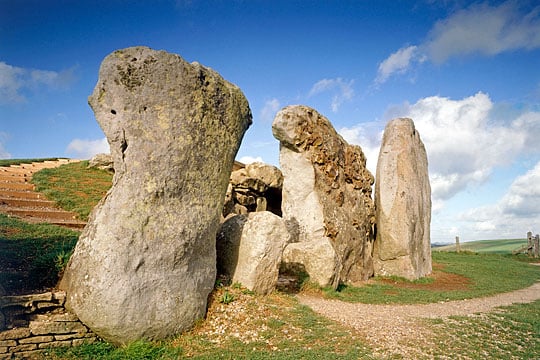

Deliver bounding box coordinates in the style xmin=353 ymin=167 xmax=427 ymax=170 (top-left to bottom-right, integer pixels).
xmin=374 ymin=118 xmax=432 ymax=280
xmin=60 ymin=46 xmax=252 ymax=345
xmin=216 ymin=212 xmax=290 ymax=294
xmin=0 ymin=340 xmax=16 ymax=347
xmin=9 ymin=344 xmax=37 ymax=352
xmin=19 ymin=335 xmax=55 ymax=344
xmin=272 ymin=105 xmax=375 ymax=289
xmin=225 ymin=162 xmax=283 ymax=217
xmin=29 ymin=320 xmax=87 ymax=336
xmin=0 ymin=328 xmax=30 ymax=341
xmin=88 ymin=153 xmax=113 ymax=172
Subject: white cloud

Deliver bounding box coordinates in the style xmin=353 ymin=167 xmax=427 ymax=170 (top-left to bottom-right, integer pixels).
xmin=0 ymin=61 xmax=76 ymax=104
xmin=66 ymin=138 xmax=110 ymax=159
xmin=511 ymin=111 xmax=540 ymax=153
xmin=375 ymin=45 xmax=419 ymax=84
xmin=400 ymin=92 xmax=527 ymax=204
xmin=426 ymin=2 xmax=540 ymax=63
xmin=375 ymin=1 xmax=540 ymax=82
xmin=238 ymin=155 xmax=264 ymax=164
xmin=260 ymin=98 xmax=281 ymax=122
xmin=0 ymin=62 xmax=25 ymax=104
xmin=457 ymin=161 xmax=540 ymax=239
xmin=500 ymin=162 xmax=540 ymax=217
xmin=0 ymin=132 xmax=11 ymax=159
xmin=308 ymin=78 xmax=354 ymax=112
xmin=346 ymin=92 xmax=537 ymax=213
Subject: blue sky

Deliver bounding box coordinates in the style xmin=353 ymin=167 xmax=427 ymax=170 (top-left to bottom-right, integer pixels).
xmin=1 ymin=0 xmax=539 ymax=242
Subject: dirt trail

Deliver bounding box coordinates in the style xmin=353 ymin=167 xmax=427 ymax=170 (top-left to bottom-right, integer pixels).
xmin=297 ymin=280 xmax=540 ymax=358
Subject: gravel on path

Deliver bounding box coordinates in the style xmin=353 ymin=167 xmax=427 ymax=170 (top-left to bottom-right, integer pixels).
xmin=297 ymin=281 xmax=540 ymax=358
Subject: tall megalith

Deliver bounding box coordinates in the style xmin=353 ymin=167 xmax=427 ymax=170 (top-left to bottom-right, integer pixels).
xmin=60 ymin=47 xmax=252 ymax=344
xmin=374 ymin=118 xmax=431 ymax=280
xmin=272 ymin=105 xmax=375 ymax=289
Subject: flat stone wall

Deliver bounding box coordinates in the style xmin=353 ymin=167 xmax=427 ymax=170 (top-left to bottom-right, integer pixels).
xmin=0 ymin=291 xmax=98 ymax=359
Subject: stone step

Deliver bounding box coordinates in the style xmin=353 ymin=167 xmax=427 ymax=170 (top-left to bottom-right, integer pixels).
xmin=0 ymin=173 xmax=29 ymax=182
xmin=2 ymin=207 xmax=79 ymax=221
xmin=0 ymin=197 xmax=56 ymax=208
xmin=0 ymin=176 xmax=29 ymax=183
xmin=0 ymin=182 xmax=34 ymax=191
xmin=0 ymin=167 xmax=32 ymax=175
xmin=9 ymin=215 xmax=86 ymax=229
xmin=0 ymin=190 xmax=43 ymax=199
xmin=41 ymin=218 xmax=86 ymax=229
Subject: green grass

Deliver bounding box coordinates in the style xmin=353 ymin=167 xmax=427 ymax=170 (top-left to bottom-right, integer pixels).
xmin=0 ymin=214 xmax=79 ymax=294
xmin=324 ymin=252 xmax=540 ymax=304
xmin=0 ymin=158 xmax=59 ymax=166
xmin=3 ymin=157 xmax=539 ymax=358
xmin=435 ymin=238 xmax=529 ymax=254
xmin=44 ymin=287 xmax=371 ymax=359
xmin=32 ymin=161 xmax=113 ymax=221
xmin=41 ymin=340 xmax=184 ymax=360
xmin=425 ymin=299 xmax=540 ymax=359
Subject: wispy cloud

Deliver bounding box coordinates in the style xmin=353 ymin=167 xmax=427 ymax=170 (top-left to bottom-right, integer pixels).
xmin=343 ymin=92 xmax=540 ymax=239
xmin=401 ymin=92 xmax=528 ymax=205
xmin=0 ymin=132 xmax=11 ymax=159
xmin=344 ymin=92 xmax=540 ymax=212
xmin=260 ymin=98 xmax=281 ymax=122
xmin=66 ymin=138 xmax=110 ymax=159
xmin=0 ymin=62 xmax=25 ymax=104
xmin=458 ymin=160 xmax=540 ymax=239
xmin=375 ymin=45 xmax=421 ymax=84
xmin=426 ymin=1 xmax=540 ymax=63
xmin=0 ymin=61 xmax=76 ymax=104
xmin=309 ymin=78 xmax=354 ymax=112
xmin=375 ymin=1 xmax=540 ymax=82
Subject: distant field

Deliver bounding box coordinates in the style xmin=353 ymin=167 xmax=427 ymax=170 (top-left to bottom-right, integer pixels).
xmin=434 ymin=238 xmax=528 ymax=254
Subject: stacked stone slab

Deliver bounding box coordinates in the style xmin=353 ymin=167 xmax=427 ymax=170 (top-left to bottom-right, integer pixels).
xmin=272 ymin=105 xmax=375 ymax=289
xmin=224 ymin=162 xmax=283 ymax=217
xmin=374 ymin=118 xmax=432 ymax=280
xmin=0 ymin=291 xmax=97 ymax=359
xmin=60 ymin=46 xmax=252 ymax=345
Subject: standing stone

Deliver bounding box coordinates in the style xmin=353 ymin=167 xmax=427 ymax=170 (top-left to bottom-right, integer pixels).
xmin=374 ymin=118 xmax=431 ymax=280
xmin=272 ymin=105 xmax=375 ymax=289
xmin=216 ymin=211 xmax=290 ymax=294
xmin=60 ymin=47 xmax=252 ymax=345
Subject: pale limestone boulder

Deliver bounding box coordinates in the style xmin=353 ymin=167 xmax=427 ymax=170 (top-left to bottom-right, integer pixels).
xmin=88 ymin=153 xmax=113 ymax=172
xmin=374 ymin=118 xmax=432 ymax=280
xmin=60 ymin=47 xmax=252 ymax=345
xmin=216 ymin=212 xmax=290 ymax=295
xmin=272 ymin=105 xmax=375 ymax=289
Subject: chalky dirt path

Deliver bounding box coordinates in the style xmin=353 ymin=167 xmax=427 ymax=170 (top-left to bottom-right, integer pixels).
xmin=298 ymin=280 xmax=540 ymax=358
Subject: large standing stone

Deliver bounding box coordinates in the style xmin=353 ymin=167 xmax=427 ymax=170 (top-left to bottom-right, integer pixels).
xmin=60 ymin=47 xmax=252 ymax=345
xmin=374 ymin=118 xmax=432 ymax=280
xmin=272 ymin=105 xmax=375 ymax=289
xmin=216 ymin=211 xmax=290 ymax=295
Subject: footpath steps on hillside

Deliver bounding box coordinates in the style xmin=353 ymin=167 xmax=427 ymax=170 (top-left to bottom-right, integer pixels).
xmin=0 ymin=159 xmax=87 ymax=229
